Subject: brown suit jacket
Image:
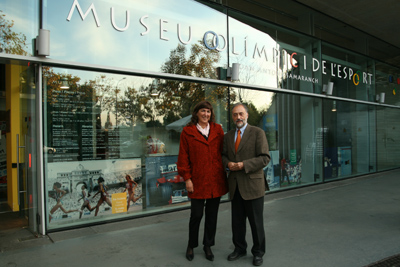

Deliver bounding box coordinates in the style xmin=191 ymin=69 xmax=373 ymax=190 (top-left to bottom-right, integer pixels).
xmin=222 ymin=124 xmax=270 ymax=200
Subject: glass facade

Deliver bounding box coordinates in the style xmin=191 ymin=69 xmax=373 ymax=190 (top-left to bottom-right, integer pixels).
xmin=43 ymin=67 xmax=230 ymax=228
xmin=1 ymin=0 xmax=400 ymax=233
xmin=0 ymin=0 xmax=38 ymax=56
xmin=44 ymin=0 xmax=228 ymax=76
xmin=376 ymin=106 xmax=400 ymax=170
xmin=323 ymin=99 xmax=376 ymax=179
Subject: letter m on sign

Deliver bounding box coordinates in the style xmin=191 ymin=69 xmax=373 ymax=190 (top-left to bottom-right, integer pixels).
xmin=67 ymin=0 xmax=101 ymax=27
xmin=253 ymin=44 xmax=268 ymax=61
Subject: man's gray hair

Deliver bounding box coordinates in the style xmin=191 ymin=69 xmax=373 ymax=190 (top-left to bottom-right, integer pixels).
xmin=232 ymin=102 xmax=248 ymax=113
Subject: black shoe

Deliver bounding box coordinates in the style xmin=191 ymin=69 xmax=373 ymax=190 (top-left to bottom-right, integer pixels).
xmin=203 ymin=246 xmax=214 ymax=261
xmin=253 ymin=256 xmax=263 ymax=266
xmin=186 ymin=246 xmax=194 ymax=261
xmin=227 ymin=250 xmax=246 ymax=261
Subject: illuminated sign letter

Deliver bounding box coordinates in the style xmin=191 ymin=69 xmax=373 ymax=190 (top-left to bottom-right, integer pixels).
xmin=140 ymin=15 xmax=149 ymax=36
xmin=337 ymin=65 xmax=342 ymax=78
xmin=348 ymin=68 xmax=353 ymax=81
xmin=312 ymin=58 xmax=320 ymax=72
xmin=216 ymin=34 xmax=227 ymax=52
xmin=353 ymin=72 xmax=360 ymax=85
xmin=290 ymin=53 xmax=298 ymax=68
xmin=232 ymin=37 xmax=239 ymax=55
xmin=160 ymin=19 xmax=169 ymax=41
xmin=273 ymin=48 xmax=280 ymax=63
xmin=203 ymin=31 xmax=218 ymax=50
xmin=253 ymin=44 xmax=268 ymax=61
xmin=363 ymin=72 xmax=370 ymax=84
xmin=244 ymin=37 xmax=248 ymax=57
xmin=177 ymin=24 xmax=192 ymax=45
xmin=67 ymin=0 xmax=101 ymax=27
xmin=111 ymin=7 xmax=130 ymax=32
xmin=322 ymin=60 xmax=327 ymax=74
xmin=281 ymin=49 xmax=288 ymax=69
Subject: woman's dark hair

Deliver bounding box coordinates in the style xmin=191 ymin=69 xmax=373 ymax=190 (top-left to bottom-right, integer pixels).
xmin=53 ymin=182 xmax=61 ymax=188
xmin=98 ymin=177 xmax=105 ymax=183
xmin=188 ymin=100 xmax=215 ymax=126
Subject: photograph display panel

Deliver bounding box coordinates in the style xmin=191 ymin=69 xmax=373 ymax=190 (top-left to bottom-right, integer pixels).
xmin=46 ymin=159 xmax=142 ymax=226
xmin=145 ymin=155 xmax=188 ymax=208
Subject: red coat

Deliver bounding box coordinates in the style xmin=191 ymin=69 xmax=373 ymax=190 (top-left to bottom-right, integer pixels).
xmin=177 ymin=122 xmax=228 ymax=199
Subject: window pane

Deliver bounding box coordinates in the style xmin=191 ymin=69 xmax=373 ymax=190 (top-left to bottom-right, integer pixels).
xmin=45 ymin=0 xmax=228 ymax=78
xmin=0 ymin=0 xmax=38 ymax=56
xmin=323 ymin=100 xmax=374 ymax=179
xmin=377 ymin=106 xmax=400 ymax=170
xmin=43 ymin=67 xmax=228 ymax=229
xmin=229 ymin=88 xmax=323 ymax=190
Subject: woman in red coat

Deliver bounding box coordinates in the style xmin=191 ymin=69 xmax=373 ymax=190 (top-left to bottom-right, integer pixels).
xmin=177 ymin=100 xmax=228 ymax=262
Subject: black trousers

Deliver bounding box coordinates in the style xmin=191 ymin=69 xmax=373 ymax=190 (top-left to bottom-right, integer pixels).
xmin=231 ymin=188 xmax=265 ymax=257
xmin=188 ymin=197 xmax=221 ymax=248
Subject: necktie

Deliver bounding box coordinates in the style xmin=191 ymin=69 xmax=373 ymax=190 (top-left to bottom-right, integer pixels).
xmin=235 ymin=129 xmax=241 ymax=153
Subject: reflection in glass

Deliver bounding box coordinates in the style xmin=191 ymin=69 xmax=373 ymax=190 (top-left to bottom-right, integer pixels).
xmin=229 ymin=88 xmax=323 ymax=190
xmin=377 ymin=106 xmax=400 ymax=170
xmin=42 ymin=66 xmax=229 ymax=229
xmin=0 ymin=2 xmax=38 ymax=56
xmin=44 ymin=67 xmax=228 ymax=160
xmin=46 ymin=0 xmax=228 ymax=77
xmin=323 ymin=100 xmax=373 ymax=179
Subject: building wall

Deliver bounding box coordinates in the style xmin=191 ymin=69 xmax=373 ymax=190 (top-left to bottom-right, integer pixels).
xmin=1 ymin=0 xmax=399 ymax=232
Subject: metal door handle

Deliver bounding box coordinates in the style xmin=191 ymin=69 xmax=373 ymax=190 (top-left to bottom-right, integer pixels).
xmin=16 ymin=134 xmax=27 ymax=206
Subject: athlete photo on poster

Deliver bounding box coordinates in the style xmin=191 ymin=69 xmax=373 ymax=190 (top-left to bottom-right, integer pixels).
xmin=145 ymin=155 xmax=188 ymax=207
xmin=46 ymin=158 xmax=142 ymax=224
xmin=263 ymin=150 xmax=280 ymax=190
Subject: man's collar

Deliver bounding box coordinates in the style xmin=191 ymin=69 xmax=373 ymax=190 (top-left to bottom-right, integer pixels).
xmin=236 ymin=123 xmax=248 ymax=132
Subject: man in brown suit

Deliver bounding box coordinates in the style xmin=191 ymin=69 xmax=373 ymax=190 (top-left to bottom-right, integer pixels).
xmin=222 ymin=103 xmax=270 ymax=266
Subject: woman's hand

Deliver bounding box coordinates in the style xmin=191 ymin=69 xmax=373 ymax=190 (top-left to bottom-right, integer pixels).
xmin=185 ymin=179 xmax=194 ymax=193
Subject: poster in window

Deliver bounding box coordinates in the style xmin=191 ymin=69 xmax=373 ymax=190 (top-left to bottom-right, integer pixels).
xmin=46 ymin=158 xmax=142 ymax=224
xmin=145 ymin=155 xmax=188 ymax=207
xmin=263 ymin=150 xmax=280 ymax=190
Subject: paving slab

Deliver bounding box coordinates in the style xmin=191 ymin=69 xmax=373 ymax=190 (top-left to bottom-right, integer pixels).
xmin=1 ymin=170 xmax=399 ymax=267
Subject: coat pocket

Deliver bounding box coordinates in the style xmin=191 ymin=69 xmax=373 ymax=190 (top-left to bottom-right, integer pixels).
xmin=249 ymin=173 xmax=262 ymax=179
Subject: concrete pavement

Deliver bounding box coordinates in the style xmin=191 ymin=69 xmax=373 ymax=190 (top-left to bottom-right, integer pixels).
xmin=1 ymin=169 xmax=400 ymax=267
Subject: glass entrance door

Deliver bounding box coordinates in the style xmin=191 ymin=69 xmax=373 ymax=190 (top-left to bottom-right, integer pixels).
xmin=0 ymin=62 xmax=38 ymax=235
xmin=0 ymin=64 xmax=8 ymax=211
xmin=19 ymin=63 xmax=38 ymax=234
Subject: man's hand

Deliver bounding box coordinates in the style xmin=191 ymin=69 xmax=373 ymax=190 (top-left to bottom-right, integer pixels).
xmin=228 ymin=162 xmax=244 ymax=171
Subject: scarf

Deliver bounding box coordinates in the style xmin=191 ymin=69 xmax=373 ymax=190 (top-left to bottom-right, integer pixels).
xmin=196 ymin=123 xmax=210 ymax=137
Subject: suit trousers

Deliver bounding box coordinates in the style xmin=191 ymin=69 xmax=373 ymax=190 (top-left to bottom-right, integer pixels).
xmin=231 ymin=188 xmax=265 ymax=257
xmin=188 ymin=197 xmax=221 ymax=248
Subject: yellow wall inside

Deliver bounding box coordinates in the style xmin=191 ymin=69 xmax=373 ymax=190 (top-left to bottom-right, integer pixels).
xmin=6 ymin=64 xmax=21 ymax=212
